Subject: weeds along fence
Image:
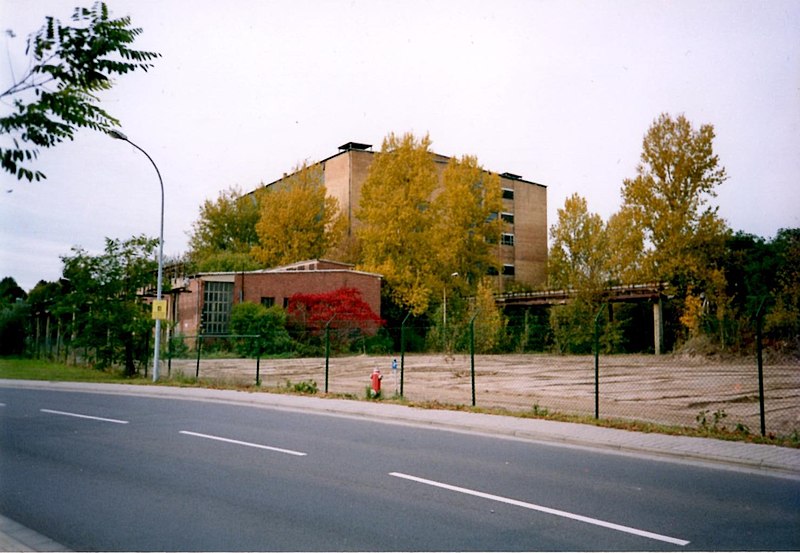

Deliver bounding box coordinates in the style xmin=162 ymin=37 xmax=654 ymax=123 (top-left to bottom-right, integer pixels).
xmin=166 ymin=326 xmax=799 ymax=438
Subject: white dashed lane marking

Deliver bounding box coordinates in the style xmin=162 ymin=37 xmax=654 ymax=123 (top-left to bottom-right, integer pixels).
xmin=40 ymin=408 xmax=129 ymax=424
xmin=390 ymin=472 xmax=690 ymax=547
xmin=179 ymin=430 xmax=308 ymax=457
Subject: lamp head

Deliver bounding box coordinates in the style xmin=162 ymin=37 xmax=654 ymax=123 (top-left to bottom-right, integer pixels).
xmin=108 ymin=129 xmax=128 ymax=141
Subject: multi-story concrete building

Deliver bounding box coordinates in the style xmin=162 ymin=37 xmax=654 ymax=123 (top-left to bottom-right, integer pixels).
xmin=259 ymin=141 xmax=548 ymax=288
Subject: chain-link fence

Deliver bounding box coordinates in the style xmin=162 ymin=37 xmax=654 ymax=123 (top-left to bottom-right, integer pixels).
xmin=164 ymin=325 xmax=799 ymax=438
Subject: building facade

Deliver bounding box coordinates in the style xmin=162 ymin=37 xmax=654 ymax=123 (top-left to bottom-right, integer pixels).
xmin=258 ymin=142 xmax=548 ymax=288
xmin=174 ymin=259 xmax=382 ymax=336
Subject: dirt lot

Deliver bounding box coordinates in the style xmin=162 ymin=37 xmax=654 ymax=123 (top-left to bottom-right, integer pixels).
xmin=169 ymin=353 xmax=800 ymax=436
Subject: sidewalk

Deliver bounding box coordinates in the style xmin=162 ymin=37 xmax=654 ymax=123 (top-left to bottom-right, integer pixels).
xmin=1 ymin=379 xmax=799 ymax=551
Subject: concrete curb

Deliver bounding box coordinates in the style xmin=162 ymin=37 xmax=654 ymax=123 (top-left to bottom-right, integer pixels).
xmin=0 ymin=515 xmax=69 ymax=552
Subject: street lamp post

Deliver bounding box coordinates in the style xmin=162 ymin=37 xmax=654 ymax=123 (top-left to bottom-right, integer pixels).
xmin=109 ymin=129 xmax=165 ymax=382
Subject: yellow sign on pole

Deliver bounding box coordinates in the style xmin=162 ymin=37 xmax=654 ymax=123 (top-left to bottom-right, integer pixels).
xmin=151 ymin=300 xmax=168 ymax=320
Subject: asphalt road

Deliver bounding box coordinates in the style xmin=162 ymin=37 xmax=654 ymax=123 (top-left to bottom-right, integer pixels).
xmin=0 ymin=388 xmax=798 ymax=551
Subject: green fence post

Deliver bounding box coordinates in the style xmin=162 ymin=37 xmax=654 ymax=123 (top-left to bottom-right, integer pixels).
xmin=195 ymin=334 xmax=202 ymax=379
xmin=167 ymin=329 xmax=172 ymax=378
xmin=324 ymin=317 xmax=335 ymax=394
xmin=256 ymin=334 xmax=261 ymax=387
xmin=755 ymin=298 xmax=766 ymax=436
xmin=594 ymin=305 xmax=604 ymax=420
xmin=400 ymin=312 xmax=411 ymax=397
xmin=470 ymin=310 xmax=479 ymax=407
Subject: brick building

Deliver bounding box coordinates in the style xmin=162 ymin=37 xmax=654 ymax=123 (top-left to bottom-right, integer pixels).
xmin=258 ymin=141 xmax=548 ymax=288
xmin=173 ymin=259 xmax=382 ymax=336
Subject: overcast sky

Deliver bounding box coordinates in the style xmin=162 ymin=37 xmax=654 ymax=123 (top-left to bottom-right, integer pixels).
xmin=1 ymin=0 xmax=798 ymax=292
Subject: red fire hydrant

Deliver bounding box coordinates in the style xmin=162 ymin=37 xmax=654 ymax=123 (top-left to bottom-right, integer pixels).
xmin=370 ymin=368 xmax=382 ymax=397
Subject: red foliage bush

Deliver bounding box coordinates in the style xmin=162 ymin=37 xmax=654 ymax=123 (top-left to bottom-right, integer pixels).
xmin=287 ymin=287 xmax=384 ymax=334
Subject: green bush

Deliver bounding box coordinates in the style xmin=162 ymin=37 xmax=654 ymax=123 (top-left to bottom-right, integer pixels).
xmin=0 ymin=302 xmax=28 ymax=355
xmin=230 ymin=302 xmax=295 ymax=357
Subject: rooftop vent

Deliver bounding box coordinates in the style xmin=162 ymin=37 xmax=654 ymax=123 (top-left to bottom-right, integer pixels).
xmin=500 ymin=172 xmax=522 ymax=180
xmin=338 ymin=142 xmax=372 ymax=151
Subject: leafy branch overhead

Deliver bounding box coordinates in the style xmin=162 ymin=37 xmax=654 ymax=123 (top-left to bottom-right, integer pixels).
xmin=0 ymin=2 xmax=160 ymax=181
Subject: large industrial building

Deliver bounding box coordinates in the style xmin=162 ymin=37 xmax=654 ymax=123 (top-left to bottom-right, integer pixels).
xmin=258 ymin=141 xmax=548 ymax=288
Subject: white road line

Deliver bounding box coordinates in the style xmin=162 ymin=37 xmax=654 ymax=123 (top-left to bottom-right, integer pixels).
xmin=40 ymin=408 xmax=129 ymax=425
xmin=179 ymin=431 xmax=308 ymax=457
xmin=389 ymin=472 xmax=690 ymax=547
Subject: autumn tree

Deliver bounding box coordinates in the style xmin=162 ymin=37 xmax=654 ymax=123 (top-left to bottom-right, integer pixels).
xmin=547 ymin=194 xmax=623 ymax=352
xmin=470 ymin=278 xmax=507 ymax=353
xmin=252 ymin=163 xmax=345 ymax=268
xmin=621 ymin=113 xmax=729 ymax=285
xmin=620 ymin=113 xmax=730 ymax=342
xmin=432 ymin=155 xmax=503 ymax=295
xmin=1 ymin=2 xmax=160 ymax=181
xmin=548 ymin=193 xmax=610 ymax=292
xmin=356 ymin=133 xmax=439 ymax=315
xmin=188 ymin=186 xmax=260 ymax=272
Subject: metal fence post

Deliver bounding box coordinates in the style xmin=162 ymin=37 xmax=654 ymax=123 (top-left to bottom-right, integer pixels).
xmin=256 ymin=333 xmax=262 ymax=386
xmin=167 ymin=329 xmax=172 ymax=377
xmin=324 ymin=317 xmax=335 ymax=394
xmin=400 ymin=312 xmax=410 ymax=397
xmin=470 ymin=311 xmax=479 ymax=407
xmin=195 ymin=334 xmax=202 ymax=379
xmin=755 ymin=298 xmax=766 ymax=436
xmin=594 ymin=305 xmax=604 ymax=420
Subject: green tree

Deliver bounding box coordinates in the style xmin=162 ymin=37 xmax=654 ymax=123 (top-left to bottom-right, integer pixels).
xmin=0 ymin=277 xmax=29 ymax=355
xmin=188 ymin=186 xmax=261 ymax=272
xmin=356 ymin=133 xmax=439 ymax=315
xmin=61 ymin=235 xmax=158 ymax=375
xmin=252 ymin=163 xmax=345 ymax=267
xmin=1 ymin=2 xmax=160 ymax=181
xmin=764 ymin=228 xmax=800 ymax=349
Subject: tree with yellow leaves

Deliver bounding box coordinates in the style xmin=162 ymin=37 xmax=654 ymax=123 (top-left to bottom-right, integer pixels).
xmin=620 ymin=113 xmax=730 ymax=343
xmin=188 ymin=186 xmax=260 ymax=272
xmin=252 ymin=163 xmax=345 ymax=268
xmin=356 ymin=133 xmax=439 ymax=315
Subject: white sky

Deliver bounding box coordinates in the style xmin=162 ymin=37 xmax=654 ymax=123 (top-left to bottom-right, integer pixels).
xmin=1 ymin=0 xmax=798 ymax=292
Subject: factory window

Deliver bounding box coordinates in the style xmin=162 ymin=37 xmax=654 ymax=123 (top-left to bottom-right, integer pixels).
xmin=502 ymin=188 xmax=514 ymax=200
xmin=202 ymin=281 xmax=234 ymax=335
xmin=501 ymin=233 xmax=515 ymax=246
xmin=501 ymin=212 xmax=514 ymax=224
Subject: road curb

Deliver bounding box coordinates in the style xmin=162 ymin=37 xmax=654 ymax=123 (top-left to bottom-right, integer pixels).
xmin=0 ymin=515 xmax=69 ymax=552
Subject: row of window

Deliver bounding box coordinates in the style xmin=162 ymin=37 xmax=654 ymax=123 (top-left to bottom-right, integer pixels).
xmin=487 ymin=265 xmax=516 ymax=276
xmin=260 ymin=297 xmax=290 ymax=309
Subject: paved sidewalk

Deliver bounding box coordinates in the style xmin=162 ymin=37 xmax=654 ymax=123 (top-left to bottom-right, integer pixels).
xmin=1 ymin=379 xmax=798 ymax=551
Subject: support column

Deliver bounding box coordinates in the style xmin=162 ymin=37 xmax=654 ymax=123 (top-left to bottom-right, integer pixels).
xmin=653 ymin=297 xmax=664 ymax=355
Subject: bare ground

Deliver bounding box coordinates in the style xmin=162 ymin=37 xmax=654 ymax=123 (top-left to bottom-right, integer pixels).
xmin=168 ymin=353 xmax=800 ymax=436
